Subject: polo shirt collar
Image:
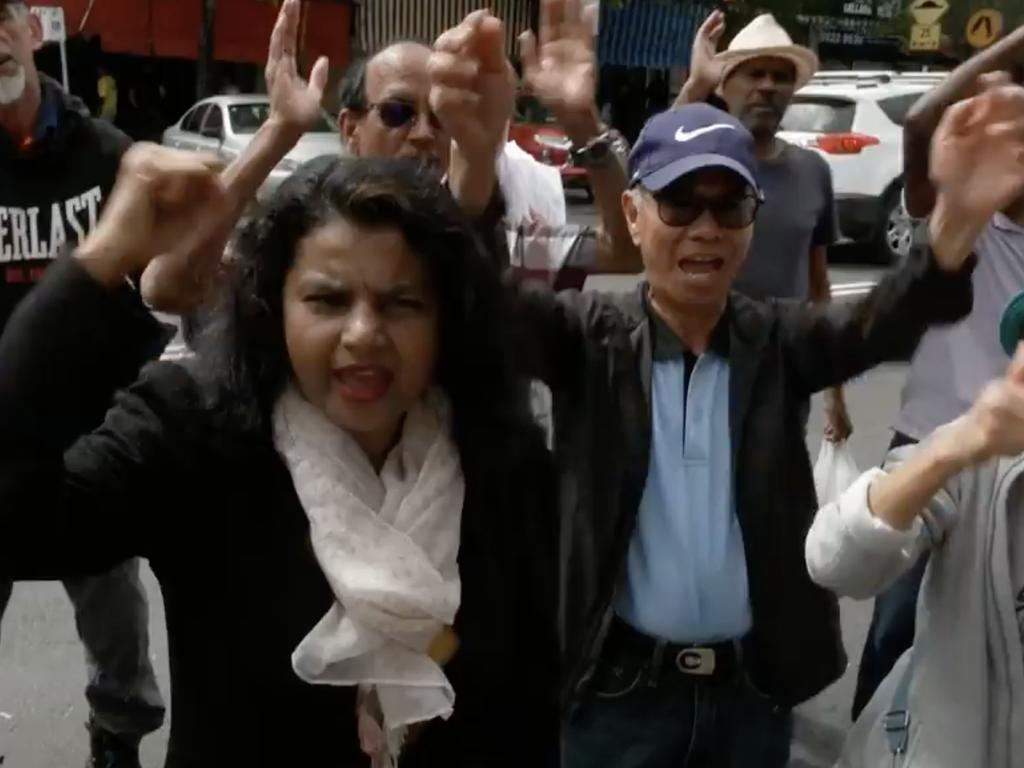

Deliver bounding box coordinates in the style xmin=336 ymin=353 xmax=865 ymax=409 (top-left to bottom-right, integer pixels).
xmin=646 ymin=293 xmax=731 ymax=361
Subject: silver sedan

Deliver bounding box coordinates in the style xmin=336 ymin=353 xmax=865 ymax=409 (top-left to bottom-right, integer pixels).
xmin=162 ymin=94 xmax=341 ymax=198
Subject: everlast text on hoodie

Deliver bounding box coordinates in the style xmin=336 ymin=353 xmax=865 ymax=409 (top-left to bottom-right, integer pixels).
xmin=0 ymin=75 xmax=130 ymax=331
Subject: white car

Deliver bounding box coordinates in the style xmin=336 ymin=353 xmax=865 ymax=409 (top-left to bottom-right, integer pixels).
xmin=779 ymin=71 xmax=946 ymax=262
xmin=163 ymin=95 xmax=340 ymax=198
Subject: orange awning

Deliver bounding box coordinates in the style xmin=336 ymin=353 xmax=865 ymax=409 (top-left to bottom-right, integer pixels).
xmin=52 ymin=0 xmax=350 ymax=66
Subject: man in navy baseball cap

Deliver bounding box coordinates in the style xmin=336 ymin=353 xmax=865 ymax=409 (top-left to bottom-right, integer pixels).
xmin=622 ymin=103 xmax=763 ymax=315
xmin=628 ymin=102 xmax=761 ymax=195
xmin=562 ymin=90 xmax=1024 ymax=768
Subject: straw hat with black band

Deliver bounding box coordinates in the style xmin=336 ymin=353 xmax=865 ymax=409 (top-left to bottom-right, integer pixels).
xmin=715 ymin=14 xmax=819 ymax=91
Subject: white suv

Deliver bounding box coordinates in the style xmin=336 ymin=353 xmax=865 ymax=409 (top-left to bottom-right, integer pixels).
xmin=778 ymin=71 xmax=946 ymax=262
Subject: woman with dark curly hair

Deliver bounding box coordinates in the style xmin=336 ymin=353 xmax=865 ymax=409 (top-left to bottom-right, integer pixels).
xmin=0 ymin=146 xmax=560 ymax=768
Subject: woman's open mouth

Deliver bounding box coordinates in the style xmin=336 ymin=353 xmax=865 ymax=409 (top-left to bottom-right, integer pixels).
xmin=332 ymin=365 xmax=395 ymax=403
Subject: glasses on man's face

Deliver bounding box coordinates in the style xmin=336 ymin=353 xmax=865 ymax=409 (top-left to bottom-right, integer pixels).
xmin=651 ymin=189 xmax=761 ymax=230
xmin=368 ymin=100 xmax=442 ymax=132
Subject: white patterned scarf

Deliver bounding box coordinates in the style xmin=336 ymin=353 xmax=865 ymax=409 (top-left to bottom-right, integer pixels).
xmin=272 ymin=385 xmax=464 ymax=766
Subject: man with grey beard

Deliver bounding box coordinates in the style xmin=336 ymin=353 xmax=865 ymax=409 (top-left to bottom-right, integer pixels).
xmin=0 ymin=3 xmax=165 ymax=766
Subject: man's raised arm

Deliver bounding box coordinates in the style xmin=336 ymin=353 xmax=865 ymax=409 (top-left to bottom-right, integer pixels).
xmin=139 ymin=0 xmax=328 ymax=313
xmin=903 ymin=25 xmax=1024 ymax=218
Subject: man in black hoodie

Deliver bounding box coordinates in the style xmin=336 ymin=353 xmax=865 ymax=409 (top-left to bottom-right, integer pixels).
xmin=0 ymin=3 xmax=165 ymax=766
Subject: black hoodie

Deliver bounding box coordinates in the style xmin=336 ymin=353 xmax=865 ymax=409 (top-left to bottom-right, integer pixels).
xmin=0 ymin=75 xmax=130 ymax=330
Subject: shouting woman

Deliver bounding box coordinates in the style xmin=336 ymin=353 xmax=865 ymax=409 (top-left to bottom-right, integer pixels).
xmin=0 ymin=148 xmax=560 ymax=767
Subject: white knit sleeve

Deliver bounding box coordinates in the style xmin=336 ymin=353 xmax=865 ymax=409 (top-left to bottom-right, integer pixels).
xmin=805 ymin=442 xmax=954 ymax=599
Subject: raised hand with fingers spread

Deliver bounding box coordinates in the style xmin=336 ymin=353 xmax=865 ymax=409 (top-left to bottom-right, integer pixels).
xmin=674 ymin=10 xmax=727 ymax=107
xmin=265 ymin=0 xmax=330 ymax=132
xmin=692 ymin=12 xmax=728 ymax=94
xmin=931 ymin=82 xmax=1024 ymax=221
xmin=929 ymin=81 xmax=1024 ymax=269
xmin=137 ymin=0 xmax=328 ymax=315
xmin=519 ymin=0 xmax=599 ymax=144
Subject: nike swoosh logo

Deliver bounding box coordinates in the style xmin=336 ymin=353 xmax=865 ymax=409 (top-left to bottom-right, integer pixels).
xmin=674 ymin=124 xmax=736 ymax=142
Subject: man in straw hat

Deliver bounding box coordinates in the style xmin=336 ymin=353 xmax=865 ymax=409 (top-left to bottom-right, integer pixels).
xmin=674 ymin=11 xmax=852 ymax=445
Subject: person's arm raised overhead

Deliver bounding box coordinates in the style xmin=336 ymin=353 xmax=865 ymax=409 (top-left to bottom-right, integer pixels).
xmin=903 ymin=25 xmax=1024 ymax=218
xmin=673 ymin=10 xmax=727 ymax=108
xmin=782 ymin=81 xmax=1024 ymax=393
xmin=520 ymin=0 xmax=641 ymax=273
xmin=430 ymin=10 xmax=516 ymax=217
xmin=139 ymin=0 xmax=328 ymax=313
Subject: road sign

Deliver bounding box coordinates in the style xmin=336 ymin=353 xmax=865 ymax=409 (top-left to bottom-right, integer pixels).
xmin=842 ymin=1 xmax=873 ymax=17
xmin=28 ymin=7 xmax=68 ymax=92
xmin=966 ymin=9 xmax=1003 ymax=48
xmin=908 ymin=0 xmax=949 ymax=27
xmin=29 ymin=6 xmax=66 ymax=43
xmin=909 ymin=23 xmax=941 ymax=50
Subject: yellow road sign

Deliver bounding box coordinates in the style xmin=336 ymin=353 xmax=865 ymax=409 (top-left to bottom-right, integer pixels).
xmin=966 ymin=9 xmax=1003 ymax=48
xmin=908 ymin=0 xmax=949 ymax=26
xmin=909 ymin=23 xmax=941 ymax=51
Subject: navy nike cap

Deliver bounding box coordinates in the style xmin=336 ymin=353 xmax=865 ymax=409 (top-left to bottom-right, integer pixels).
xmin=628 ymin=104 xmax=761 ymax=195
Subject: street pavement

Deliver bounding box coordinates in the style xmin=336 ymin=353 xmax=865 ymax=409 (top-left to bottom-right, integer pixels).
xmin=0 ymin=198 xmax=896 ymax=767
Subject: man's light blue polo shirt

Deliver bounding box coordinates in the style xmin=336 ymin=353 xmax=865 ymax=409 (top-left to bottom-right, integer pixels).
xmin=615 ymin=311 xmax=753 ymax=643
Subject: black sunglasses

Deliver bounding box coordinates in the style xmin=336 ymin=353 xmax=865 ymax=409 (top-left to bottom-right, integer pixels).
xmin=368 ymin=100 xmax=442 ymax=131
xmin=650 ymin=190 xmax=762 ymax=230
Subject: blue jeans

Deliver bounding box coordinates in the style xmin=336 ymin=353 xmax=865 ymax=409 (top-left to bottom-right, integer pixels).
xmin=566 ymin=645 xmax=792 ymax=768
xmin=0 ymin=559 xmax=165 ymax=737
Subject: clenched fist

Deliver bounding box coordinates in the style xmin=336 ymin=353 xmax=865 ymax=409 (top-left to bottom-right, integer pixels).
xmin=428 ymin=10 xmax=516 ymax=166
xmin=76 ymin=144 xmax=229 ymax=287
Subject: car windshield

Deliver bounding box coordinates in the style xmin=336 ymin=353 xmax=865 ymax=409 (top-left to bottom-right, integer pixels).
xmin=228 ymin=103 xmax=335 ymax=134
xmin=781 ymin=97 xmax=856 ymax=133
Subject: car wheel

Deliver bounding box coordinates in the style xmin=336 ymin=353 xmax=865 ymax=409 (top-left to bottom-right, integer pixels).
xmin=877 ymin=187 xmax=912 ymax=265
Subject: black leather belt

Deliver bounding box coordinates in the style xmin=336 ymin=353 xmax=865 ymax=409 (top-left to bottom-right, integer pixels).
xmin=604 ymin=616 xmax=743 ymax=680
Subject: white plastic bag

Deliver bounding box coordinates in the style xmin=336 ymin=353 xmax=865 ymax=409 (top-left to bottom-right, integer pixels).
xmin=814 ymin=440 xmax=861 ymax=505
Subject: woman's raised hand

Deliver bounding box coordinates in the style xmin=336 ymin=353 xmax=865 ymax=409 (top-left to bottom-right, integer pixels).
xmin=76 ymin=144 xmax=229 ymax=287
